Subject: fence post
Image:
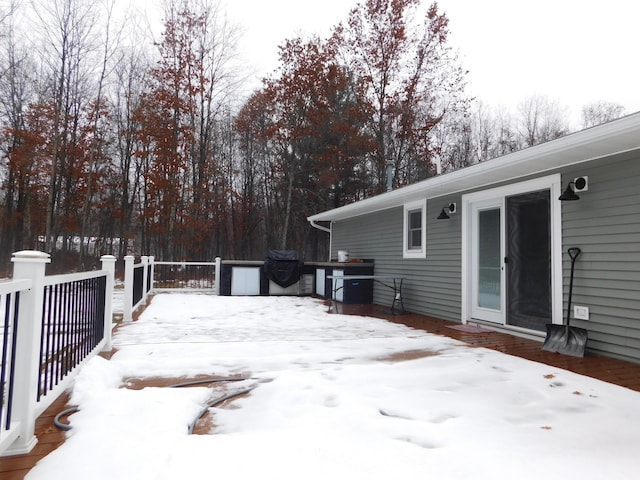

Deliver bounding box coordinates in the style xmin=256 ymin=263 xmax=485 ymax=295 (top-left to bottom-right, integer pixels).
xmin=6 ymin=250 xmax=50 ymax=455
xmin=215 ymin=257 xmax=221 ymax=295
xmin=141 ymin=256 xmax=148 ymax=306
xmin=100 ymin=255 xmax=117 ymax=351
xmin=123 ymin=255 xmax=134 ymax=322
xmin=148 ymin=255 xmax=155 ymax=293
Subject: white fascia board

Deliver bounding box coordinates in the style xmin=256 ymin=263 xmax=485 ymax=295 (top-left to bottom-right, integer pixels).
xmin=308 ymin=111 xmax=640 ymax=223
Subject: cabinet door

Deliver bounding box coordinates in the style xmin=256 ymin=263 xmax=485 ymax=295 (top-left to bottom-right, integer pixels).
xmin=231 ymin=267 xmax=260 ymax=295
xmin=315 ymin=268 xmax=326 ymax=296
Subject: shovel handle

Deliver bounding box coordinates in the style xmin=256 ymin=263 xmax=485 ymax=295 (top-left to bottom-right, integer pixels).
xmin=566 ymin=247 xmax=581 ymax=327
xmin=568 ymin=247 xmax=581 ymax=262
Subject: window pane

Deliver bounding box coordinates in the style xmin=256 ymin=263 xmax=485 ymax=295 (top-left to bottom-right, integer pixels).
xmin=408 ymin=209 xmax=422 ymax=249
xmin=478 ymin=208 xmax=501 ymax=309
xmin=409 ymin=210 xmax=421 ymax=229
xmin=410 ymin=230 xmax=422 ymax=248
xmin=404 ymin=203 xmax=426 ymax=256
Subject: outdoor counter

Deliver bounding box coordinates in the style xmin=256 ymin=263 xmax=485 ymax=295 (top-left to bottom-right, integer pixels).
xmin=218 ymin=259 xmax=374 ymax=300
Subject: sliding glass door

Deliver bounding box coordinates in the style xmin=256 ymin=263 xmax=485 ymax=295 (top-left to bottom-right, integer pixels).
xmin=469 ymin=190 xmax=552 ymax=331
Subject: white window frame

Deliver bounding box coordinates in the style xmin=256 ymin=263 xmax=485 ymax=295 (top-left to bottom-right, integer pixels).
xmin=403 ymin=199 xmax=427 ymax=259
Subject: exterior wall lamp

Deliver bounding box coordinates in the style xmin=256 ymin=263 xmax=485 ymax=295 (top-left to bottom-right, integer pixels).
xmin=437 ymin=202 xmax=457 ymax=219
xmin=559 ymin=176 xmax=588 ymax=201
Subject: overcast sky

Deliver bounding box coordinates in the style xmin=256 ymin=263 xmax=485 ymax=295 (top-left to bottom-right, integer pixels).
xmin=221 ymin=0 xmax=640 ymax=127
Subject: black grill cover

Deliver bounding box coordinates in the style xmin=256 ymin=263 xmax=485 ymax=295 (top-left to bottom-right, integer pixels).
xmin=262 ymin=250 xmax=303 ymax=288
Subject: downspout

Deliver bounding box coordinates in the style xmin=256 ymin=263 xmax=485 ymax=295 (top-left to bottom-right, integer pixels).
xmin=308 ymin=219 xmax=332 ymax=260
xmin=309 ymin=219 xmax=331 ymax=234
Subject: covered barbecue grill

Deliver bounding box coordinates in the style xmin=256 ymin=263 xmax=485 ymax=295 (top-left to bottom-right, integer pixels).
xmin=262 ymin=250 xmax=303 ymax=288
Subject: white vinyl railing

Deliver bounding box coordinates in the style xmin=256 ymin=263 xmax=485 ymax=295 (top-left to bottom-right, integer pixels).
xmin=1 ymin=251 xmax=220 ymax=456
xmin=0 ymin=251 xmax=115 ymax=457
xmin=122 ymin=256 xmax=220 ymax=322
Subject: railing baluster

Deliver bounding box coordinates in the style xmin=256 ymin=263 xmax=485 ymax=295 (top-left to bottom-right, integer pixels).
xmin=6 ymin=292 xmax=20 ymax=431
xmin=96 ymin=277 xmax=106 ymax=347
xmin=38 ymin=286 xmax=50 ymax=401
xmin=52 ymin=283 xmax=61 ymax=388
xmin=89 ymin=278 xmax=95 ymax=352
xmin=46 ymin=285 xmax=53 ymax=392
xmin=76 ymin=279 xmax=82 ymax=370
xmin=58 ymin=283 xmax=66 ymax=384
xmin=59 ymin=282 xmax=67 ymax=383
xmin=1 ymin=292 xmax=12 ymax=430
xmin=61 ymin=283 xmax=68 ymax=381
xmin=83 ymin=278 xmax=90 ymax=357
xmin=78 ymin=280 xmax=84 ymax=361
xmin=72 ymin=280 xmax=80 ymax=372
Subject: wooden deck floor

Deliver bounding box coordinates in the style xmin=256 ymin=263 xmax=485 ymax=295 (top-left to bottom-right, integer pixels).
xmin=0 ymin=392 xmax=70 ymax=480
xmin=345 ymin=303 xmax=640 ymax=392
xmin=2 ymin=303 xmax=639 ymax=478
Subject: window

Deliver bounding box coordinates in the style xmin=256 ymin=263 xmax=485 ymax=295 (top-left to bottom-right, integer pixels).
xmin=408 ymin=210 xmax=422 ymax=249
xmin=403 ymin=199 xmax=427 ymax=258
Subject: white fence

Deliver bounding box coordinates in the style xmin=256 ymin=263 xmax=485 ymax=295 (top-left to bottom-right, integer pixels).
xmin=0 ymin=251 xmax=115 ymax=457
xmin=1 ymin=252 xmax=220 ymax=457
xmin=122 ymin=256 xmax=221 ymax=322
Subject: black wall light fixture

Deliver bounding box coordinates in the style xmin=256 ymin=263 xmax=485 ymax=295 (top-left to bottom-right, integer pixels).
xmin=437 ymin=203 xmax=457 ymax=219
xmin=559 ymin=176 xmax=588 ymax=201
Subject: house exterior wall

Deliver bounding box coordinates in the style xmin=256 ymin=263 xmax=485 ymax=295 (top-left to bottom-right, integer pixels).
xmin=332 ymin=194 xmax=463 ymax=322
xmin=330 ymin=152 xmax=640 ymax=363
xmin=558 ymin=153 xmax=640 ymax=361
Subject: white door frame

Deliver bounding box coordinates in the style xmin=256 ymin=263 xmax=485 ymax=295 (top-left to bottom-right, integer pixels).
xmin=461 ymin=174 xmax=563 ymax=328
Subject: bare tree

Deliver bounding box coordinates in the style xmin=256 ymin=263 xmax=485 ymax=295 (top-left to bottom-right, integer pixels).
xmin=517 ymin=94 xmax=569 ymax=147
xmin=581 ymin=100 xmax=625 ymax=128
xmin=79 ymin=0 xmax=125 ymax=267
xmin=110 ymin=42 xmax=149 ymax=259
xmin=0 ymin=1 xmax=39 ymax=261
xmin=30 ymin=0 xmax=103 ymax=254
xmin=185 ymin=0 xmax=243 ymax=259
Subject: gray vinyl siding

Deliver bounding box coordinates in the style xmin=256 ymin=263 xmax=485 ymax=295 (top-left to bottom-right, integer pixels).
xmin=329 ymin=152 xmax=640 ymax=362
xmin=559 ymin=154 xmax=640 ymax=362
xmin=332 ymin=196 xmax=463 ymax=322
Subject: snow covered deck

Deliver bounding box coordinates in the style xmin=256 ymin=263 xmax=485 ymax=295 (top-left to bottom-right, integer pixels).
xmin=3 ymin=295 xmax=640 ymax=479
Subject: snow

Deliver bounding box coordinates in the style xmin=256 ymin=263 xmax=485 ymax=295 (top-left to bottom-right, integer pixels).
xmin=26 ymin=293 xmax=640 ymax=479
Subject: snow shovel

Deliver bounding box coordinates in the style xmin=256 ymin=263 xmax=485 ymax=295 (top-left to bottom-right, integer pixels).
xmin=542 ymin=247 xmax=588 ymax=357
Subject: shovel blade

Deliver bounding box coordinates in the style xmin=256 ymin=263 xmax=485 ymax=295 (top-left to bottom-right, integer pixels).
xmin=542 ymin=324 xmax=588 ymax=357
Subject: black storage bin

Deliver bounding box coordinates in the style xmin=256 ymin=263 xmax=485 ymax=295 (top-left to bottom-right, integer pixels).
xmin=323 ymin=263 xmax=374 ymax=304
xmin=342 ymin=277 xmax=374 ymax=304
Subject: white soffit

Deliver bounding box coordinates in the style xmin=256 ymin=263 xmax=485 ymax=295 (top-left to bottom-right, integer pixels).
xmin=308 ymin=112 xmax=640 ymax=223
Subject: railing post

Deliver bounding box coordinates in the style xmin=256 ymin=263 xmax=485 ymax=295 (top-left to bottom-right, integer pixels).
xmin=100 ymin=255 xmax=117 ymax=351
xmin=140 ymin=256 xmax=148 ymax=306
xmin=123 ymin=255 xmax=134 ymax=322
xmin=148 ymin=255 xmax=155 ymax=293
xmin=6 ymin=250 xmax=50 ymax=455
xmin=215 ymin=257 xmax=221 ymax=295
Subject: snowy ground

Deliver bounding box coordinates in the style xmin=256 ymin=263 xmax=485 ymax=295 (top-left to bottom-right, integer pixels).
xmin=27 ymin=293 xmax=640 ymax=479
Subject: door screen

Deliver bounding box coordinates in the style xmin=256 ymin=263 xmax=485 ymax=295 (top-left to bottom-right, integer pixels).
xmin=506 ymin=190 xmax=551 ymax=331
